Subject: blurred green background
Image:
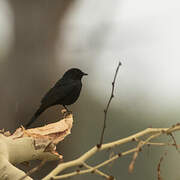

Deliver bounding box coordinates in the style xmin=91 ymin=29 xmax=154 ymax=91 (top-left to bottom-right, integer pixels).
xmin=0 ymin=0 xmax=180 ymax=179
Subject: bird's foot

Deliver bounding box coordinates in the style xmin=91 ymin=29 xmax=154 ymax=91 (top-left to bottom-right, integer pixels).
xmin=61 ymin=108 xmax=72 ymax=117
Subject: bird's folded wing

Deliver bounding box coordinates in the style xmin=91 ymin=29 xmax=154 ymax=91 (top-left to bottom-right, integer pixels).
xmin=41 ymin=80 xmax=80 ymax=105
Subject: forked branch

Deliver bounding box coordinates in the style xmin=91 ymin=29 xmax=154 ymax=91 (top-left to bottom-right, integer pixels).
xmin=42 ymin=124 xmax=180 ymax=180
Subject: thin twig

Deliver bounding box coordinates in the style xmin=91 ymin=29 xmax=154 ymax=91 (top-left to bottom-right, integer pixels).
xmin=19 ymin=159 xmax=47 ymax=180
xmin=145 ymin=142 xmax=175 ymax=146
xmin=128 ymin=132 xmax=161 ymax=173
xmin=157 ymin=152 xmax=167 ymax=180
xmin=98 ymin=61 xmax=122 ymax=147
xmin=82 ymin=162 xmax=111 ymax=179
xmin=168 ymin=132 xmax=180 ymax=153
xmin=128 ymin=141 xmax=143 ymax=173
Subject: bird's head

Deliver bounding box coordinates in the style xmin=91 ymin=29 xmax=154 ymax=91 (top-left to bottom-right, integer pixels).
xmin=63 ymin=68 xmax=88 ymax=80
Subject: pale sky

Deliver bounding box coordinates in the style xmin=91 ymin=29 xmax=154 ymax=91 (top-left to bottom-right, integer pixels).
xmin=58 ymin=0 xmax=180 ymax=111
xmin=1 ymin=0 xmax=180 ymax=117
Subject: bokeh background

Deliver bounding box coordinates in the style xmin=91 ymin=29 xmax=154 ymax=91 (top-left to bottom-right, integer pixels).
xmin=0 ymin=0 xmax=180 ymax=179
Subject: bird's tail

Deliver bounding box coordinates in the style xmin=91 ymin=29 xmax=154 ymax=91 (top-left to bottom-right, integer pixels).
xmin=25 ymin=105 xmax=46 ymax=128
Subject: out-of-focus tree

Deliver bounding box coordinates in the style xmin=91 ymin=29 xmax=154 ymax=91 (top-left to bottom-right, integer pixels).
xmin=0 ymin=0 xmax=75 ymax=129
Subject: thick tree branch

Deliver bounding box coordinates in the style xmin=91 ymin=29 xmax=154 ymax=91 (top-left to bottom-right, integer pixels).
xmin=0 ymin=113 xmax=73 ymax=180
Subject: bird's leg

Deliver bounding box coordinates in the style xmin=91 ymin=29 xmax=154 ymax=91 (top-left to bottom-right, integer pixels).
xmin=62 ymin=105 xmax=72 ymax=116
xmin=63 ymin=105 xmax=69 ymax=111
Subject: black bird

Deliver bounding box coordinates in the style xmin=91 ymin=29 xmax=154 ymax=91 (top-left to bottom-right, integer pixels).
xmin=25 ymin=68 xmax=87 ymax=128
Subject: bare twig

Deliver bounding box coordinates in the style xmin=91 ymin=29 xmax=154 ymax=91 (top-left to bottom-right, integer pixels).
xmin=128 ymin=141 xmax=143 ymax=173
xmin=128 ymin=132 xmax=162 ymax=173
xmin=144 ymin=142 xmax=179 ymax=147
xmin=168 ymin=132 xmax=180 ymax=153
xmin=157 ymin=152 xmax=167 ymax=180
xmin=98 ymin=61 xmax=122 ymax=147
xmin=82 ymin=162 xmax=111 ymax=179
xmin=19 ymin=159 xmax=47 ymax=180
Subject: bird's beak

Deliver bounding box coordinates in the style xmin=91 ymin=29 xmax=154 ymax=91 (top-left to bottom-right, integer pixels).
xmin=83 ymin=72 xmax=88 ymax=76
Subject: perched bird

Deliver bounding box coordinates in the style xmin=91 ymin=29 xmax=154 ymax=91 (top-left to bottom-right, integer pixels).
xmin=25 ymin=68 xmax=87 ymax=128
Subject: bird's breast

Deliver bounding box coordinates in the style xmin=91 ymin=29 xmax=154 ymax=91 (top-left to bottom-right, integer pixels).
xmin=60 ymin=82 xmax=82 ymax=105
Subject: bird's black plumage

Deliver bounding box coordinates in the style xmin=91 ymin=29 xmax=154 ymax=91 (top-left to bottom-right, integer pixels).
xmin=25 ymin=68 xmax=87 ymax=128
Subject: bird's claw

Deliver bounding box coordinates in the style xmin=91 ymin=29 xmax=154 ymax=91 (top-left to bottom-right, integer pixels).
xmin=61 ymin=108 xmax=72 ymax=117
